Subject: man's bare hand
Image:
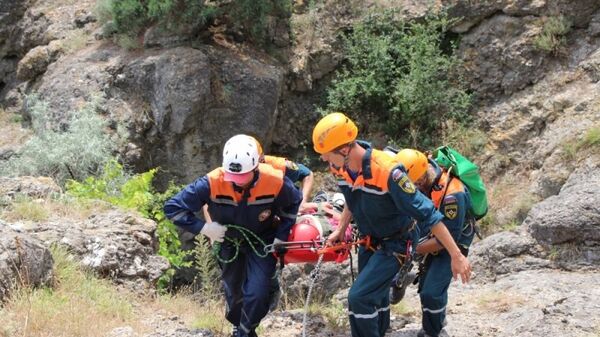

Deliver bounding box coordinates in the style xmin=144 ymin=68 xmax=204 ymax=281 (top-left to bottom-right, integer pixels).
xmin=326 ymin=228 xmax=344 ymax=246
xmin=451 ymin=254 xmax=471 ymax=283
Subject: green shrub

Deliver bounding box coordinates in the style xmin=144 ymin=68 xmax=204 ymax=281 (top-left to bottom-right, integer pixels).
xmin=99 ymin=0 xmax=290 ymax=45
xmin=0 ymin=95 xmax=115 ymax=185
xmin=533 ymin=16 xmax=571 ymax=55
xmin=223 ymin=0 xmax=291 ymax=44
xmin=66 ymin=160 xmax=157 ymax=216
xmin=577 ymin=125 xmax=600 ymax=150
xmin=193 ymin=236 xmax=221 ymax=299
xmin=102 ymin=0 xmax=212 ymax=36
xmin=66 ymin=161 xmax=191 ymax=289
xmin=152 ymin=182 xmax=192 ymax=290
xmin=148 ymin=0 xmax=213 ymax=32
xmin=111 ymin=0 xmax=148 ymax=35
xmin=561 ymin=125 xmax=600 ymax=160
xmin=325 ymin=9 xmax=471 ymax=148
xmin=94 ymin=0 xmax=113 ymax=24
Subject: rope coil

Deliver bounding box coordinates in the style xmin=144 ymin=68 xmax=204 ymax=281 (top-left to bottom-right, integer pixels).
xmin=211 ymin=224 xmax=269 ymax=263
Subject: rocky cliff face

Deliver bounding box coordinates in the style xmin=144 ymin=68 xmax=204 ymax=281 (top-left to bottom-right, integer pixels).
xmin=12 ymin=40 xmax=284 ymax=187
xmin=2 ymin=1 xmax=600 ymax=182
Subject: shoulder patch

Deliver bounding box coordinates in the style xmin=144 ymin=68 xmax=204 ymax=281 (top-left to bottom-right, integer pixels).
xmin=398 ymin=175 xmax=416 ymax=194
xmin=444 ymin=204 xmax=458 ymax=220
xmin=286 ymin=160 xmax=299 ymax=171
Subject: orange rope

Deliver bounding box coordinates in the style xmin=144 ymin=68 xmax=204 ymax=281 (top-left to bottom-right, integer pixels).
xmin=316 ymin=236 xmax=371 ymax=255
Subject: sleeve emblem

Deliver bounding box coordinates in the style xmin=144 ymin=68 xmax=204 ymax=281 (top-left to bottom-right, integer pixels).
xmin=444 ymin=204 xmax=458 ymax=220
xmin=398 ymin=175 xmax=416 ymax=194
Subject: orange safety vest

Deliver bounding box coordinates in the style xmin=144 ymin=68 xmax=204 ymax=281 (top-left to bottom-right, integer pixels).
xmin=431 ymin=170 xmax=465 ymax=209
xmin=206 ymin=163 xmax=284 ymax=206
xmin=335 ymin=149 xmax=399 ymax=193
xmin=263 ymin=155 xmax=288 ymax=173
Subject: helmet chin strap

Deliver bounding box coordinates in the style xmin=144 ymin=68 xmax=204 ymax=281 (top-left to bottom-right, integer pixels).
xmin=337 ymin=143 xmax=355 ymax=170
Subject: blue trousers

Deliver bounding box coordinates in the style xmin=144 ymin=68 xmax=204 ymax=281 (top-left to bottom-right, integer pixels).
xmin=219 ymin=243 xmax=276 ymax=337
xmin=348 ymin=242 xmax=403 ymax=337
xmin=418 ymin=251 xmax=452 ymax=337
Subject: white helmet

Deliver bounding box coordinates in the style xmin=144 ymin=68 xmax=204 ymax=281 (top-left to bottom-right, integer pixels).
xmin=222 ymin=134 xmax=260 ymax=175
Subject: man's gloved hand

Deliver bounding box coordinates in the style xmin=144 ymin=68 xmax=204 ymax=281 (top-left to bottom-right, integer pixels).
xmin=273 ymin=238 xmax=287 ymax=255
xmin=200 ymin=221 xmax=227 ymax=243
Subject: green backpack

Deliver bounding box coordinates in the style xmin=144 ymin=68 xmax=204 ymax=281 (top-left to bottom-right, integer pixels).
xmin=433 ymin=146 xmax=488 ymax=220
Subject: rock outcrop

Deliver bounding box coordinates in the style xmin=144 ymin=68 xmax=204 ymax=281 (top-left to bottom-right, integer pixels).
xmin=112 ymin=45 xmax=284 ymax=186
xmin=525 ymin=158 xmax=600 ymax=265
xmin=0 ymin=177 xmax=169 ymax=291
xmin=0 ymin=175 xmax=61 ymax=199
xmin=16 ymin=40 xmax=63 ymax=81
xmin=470 ymin=230 xmax=551 ymax=279
xmin=27 ymin=42 xmax=284 ymax=187
xmin=20 ymin=209 xmax=170 ymax=290
xmin=470 ymin=157 xmax=600 ymax=277
xmin=281 ymin=260 xmax=353 ymax=304
xmin=0 ymin=223 xmax=53 ymax=302
xmin=2 ymin=1 xmax=600 ymax=336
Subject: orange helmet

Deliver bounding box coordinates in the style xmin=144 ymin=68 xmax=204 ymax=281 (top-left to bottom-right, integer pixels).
xmin=312 ymin=112 xmax=358 ymax=154
xmin=395 ymin=149 xmax=428 ymax=181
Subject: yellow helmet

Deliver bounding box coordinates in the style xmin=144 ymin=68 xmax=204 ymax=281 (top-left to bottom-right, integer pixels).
xmin=312 ymin=112 xmax=358 ymax=154
xmin=395 ymin=149 xmax=428 ymax=181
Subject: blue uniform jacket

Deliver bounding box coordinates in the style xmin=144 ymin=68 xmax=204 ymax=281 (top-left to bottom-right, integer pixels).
xmin=263 ymin=155 xmax=312 ymax=184
xmin=427 ymin=160 xmax=474 ymax=249
xmin=164 ymin=164 xmax=302 ymax=241
xmin=333 ymin=142 xmax=444 ymax=242
xmin=285 ymin=163 xmax=311 ymax=184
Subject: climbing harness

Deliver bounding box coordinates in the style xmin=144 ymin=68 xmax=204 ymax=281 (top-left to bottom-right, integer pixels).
xmin=393 ymin=240 xmax=413 ymax=288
